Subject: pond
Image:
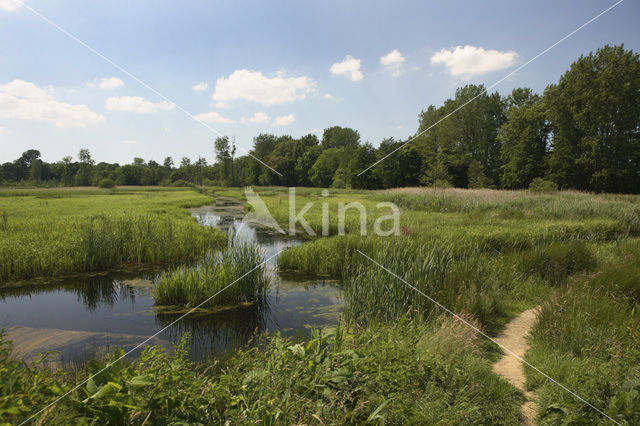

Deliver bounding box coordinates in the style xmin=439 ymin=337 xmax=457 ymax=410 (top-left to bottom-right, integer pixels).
xmin=0 ymin=197 xmax=343 ymax=364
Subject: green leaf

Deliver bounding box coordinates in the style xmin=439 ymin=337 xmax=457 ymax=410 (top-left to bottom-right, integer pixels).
xmin=367 ymin=399 xmax=391 ymax=422
xmin=128 ymin=375 xmax=155 ymax=387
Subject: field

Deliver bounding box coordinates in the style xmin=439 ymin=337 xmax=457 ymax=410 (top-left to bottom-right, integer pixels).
xmin=1 ymin=186 xmax=640 ymax=424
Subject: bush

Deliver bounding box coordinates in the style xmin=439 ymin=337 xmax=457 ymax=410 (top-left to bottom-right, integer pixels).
xmin=529 ymin=178 xmax=558 ymax=193
xmin=171 ymin=179 xmax=195 ymax=187
xmin=98 ymin=178 xmax=115 ymax=189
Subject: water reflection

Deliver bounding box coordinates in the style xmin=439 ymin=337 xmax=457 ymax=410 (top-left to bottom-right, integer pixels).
xmin=0 ymin=271 xmax=158 ymax=313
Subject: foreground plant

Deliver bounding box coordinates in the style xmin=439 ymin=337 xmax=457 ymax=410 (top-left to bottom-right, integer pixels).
xmin=1 ymin=318 xmax=525 ymax=425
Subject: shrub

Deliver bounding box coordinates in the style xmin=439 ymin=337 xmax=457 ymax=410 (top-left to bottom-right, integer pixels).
xmin=529 ymin=178 xmax=558 ymax=193
xmin=98 ymin=178 xmax=115 ymax=189
xmin=171 ymin=179 xmax=194 ymax=187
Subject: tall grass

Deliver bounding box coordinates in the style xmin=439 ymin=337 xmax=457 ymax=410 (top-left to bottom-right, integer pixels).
xmin=341 ymin=241 xmax=515 ymax=331
xmin=0 ymin=213 xmax=225 ymax=281
xmin=154 ymin=244 xmax=269 ymax=308
xmin=0 ymin=188 xmax=226 ymax=282
xmin=524 ymin=241 xmax=640 ymax=424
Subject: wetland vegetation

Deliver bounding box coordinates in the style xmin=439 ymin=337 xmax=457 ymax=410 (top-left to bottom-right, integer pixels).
xmin=1 ymin=186 xmax=639 ymax=424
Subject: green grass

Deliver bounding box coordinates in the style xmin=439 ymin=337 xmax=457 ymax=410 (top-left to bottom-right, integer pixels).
xmin=0 ymin=187 xmax=226 ymax=282
xmin=153 ymin=244 xmax=269 ymax=308
xmin=270 ymin=186 xmax=640 ymax=422
xmin=524 ymin=239 xmax=640 ymax=424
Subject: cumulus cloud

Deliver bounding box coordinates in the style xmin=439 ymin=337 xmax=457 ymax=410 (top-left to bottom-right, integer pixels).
xmin=380 ymin=49 xmax=406 ymax=77
xmin=191 ymin=82 xmax=208 ymax=91
xmin=330 ymin=55 xmax=363 ymax=81
xmin=214 ymin=102 xmax=230 ymax=109
xmin=323 ymin=93 xmax=334 ymax=100
xmin=0 ymin=126 xmax=6 ymax=134
xmin=271 ymin=113 xmax=295 ymax=126
xmin=0 ymin=0 xmax=22 ymax=12
xmin=194 ymin=111 xmax=234 ymax=124
xmin=212 ymin=69 xmax=316 ymax=106
xmin=0 ymin=79 xmax=105 ymax=127
xmin=106 ymin=96 xmax=174 ymax=113
xmin=431 ymin=45 xmax=518 ymax=77
xmin=240 ymin=111 xmax=270 ymax=125
xmin=95 ymin=77 xmax=124 ymax=90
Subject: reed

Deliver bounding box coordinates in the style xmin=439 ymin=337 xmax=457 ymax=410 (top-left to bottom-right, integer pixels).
xmin=153 ymin=244 xmax=269 ymax=308
xmin=0 ymin=187 xmax=226 ymax=282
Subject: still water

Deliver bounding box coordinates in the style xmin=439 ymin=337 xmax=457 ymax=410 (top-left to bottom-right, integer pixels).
xmin=0 ymin=198 xmax=343 ymax=363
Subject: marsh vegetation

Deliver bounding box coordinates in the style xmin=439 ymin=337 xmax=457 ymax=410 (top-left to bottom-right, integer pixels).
xmin=1 ymin=186 xmax=640 ymax=424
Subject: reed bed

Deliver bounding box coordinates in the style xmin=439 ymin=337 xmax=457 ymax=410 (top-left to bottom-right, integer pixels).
xmin=0 ymin=188 xmax=226 ymax=282
xmin=153 ymin=244 xmax=269 ymax=308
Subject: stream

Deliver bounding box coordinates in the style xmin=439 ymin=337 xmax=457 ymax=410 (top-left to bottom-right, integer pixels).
xmin=0 ymin=197 xmax=343 ymax=364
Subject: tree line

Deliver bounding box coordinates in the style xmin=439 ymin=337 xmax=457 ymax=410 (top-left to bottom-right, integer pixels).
xmin=1 ymin=45 xmax=639 ymax=193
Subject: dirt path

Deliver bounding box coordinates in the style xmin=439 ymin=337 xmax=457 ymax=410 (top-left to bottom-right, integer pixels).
xmin=492 ymin=308 xmax=539 ymax=425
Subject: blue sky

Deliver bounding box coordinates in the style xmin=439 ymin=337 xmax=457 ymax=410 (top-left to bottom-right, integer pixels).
xmin=0 ymin=0 xmax=638 ymax=164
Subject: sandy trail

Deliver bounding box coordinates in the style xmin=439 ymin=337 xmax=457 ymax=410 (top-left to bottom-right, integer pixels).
xmin=492 ymin=308 xmax=539 ymax=426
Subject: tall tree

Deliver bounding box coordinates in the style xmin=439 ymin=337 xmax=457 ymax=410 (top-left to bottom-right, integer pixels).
xmin=414 ymin=85 xmax=505 ymax=187
xmin=546 ymin=44 xmax=640 ymax=192
xmin=321 ymin=126 xmax=360 ymax=150
xmin=75 ymin=148 xmax=94 ymax=186
xmin=163 ymin=157 xmax=174 ymax=170
xmin=498 ymin=89 xmax=550 ymax=188
xmin=214 ymin=136 xmax=231 ymax=184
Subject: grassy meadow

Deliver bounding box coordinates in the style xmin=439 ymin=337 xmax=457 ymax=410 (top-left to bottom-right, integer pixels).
xmin=0 ymin=187 xmax=226 ymax=283
xmin=1 ymin=185 xmax=640 ymax=424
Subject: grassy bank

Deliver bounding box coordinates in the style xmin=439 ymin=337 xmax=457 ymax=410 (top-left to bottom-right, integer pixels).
xmin=0 ymin=187 xmax=226 ymax=282
xmin=524 ymin=239 xmax=640 ymax=424
xmin=0 ymin=317 xmax=523 ymax=424
xmin=153 ymin=244 xmax=269 ymax=309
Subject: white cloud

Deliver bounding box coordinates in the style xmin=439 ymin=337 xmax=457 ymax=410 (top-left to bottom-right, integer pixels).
xmin=271 ymin=113 xmax=295 ymax=126
xmin=0 ymin=79 xmax=105 ymax=128
xmin=106 ymin=96 xmax=174 ymax=113
xmin=240 ymin=111 xmax=270 ymax=125
xmin=96 ymin=77 xmax=124 ymax=90
xmin=194 ymin=110 xmax=234 ymax=124
xmin=0 ymin=126 xmax=6 ymax=134
xmin=323 ymin=93 xmax=334 ymax=100
xmin=330 ymin=55 xmax=363 ymax=81
xmin=0 ymin=0 xmax=22 ymax=12
xmin=430 ymin=45 xmax=518 ymax=77
xmin=380 ymin=49 xmax=406 ymax=77
xmin=191 ymin=82 xmax=208 ymax=91
xmin=214 ymin=102 xmax=230 ymax=109
xmin=213 ymin=69 xmax=316 ymax=106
